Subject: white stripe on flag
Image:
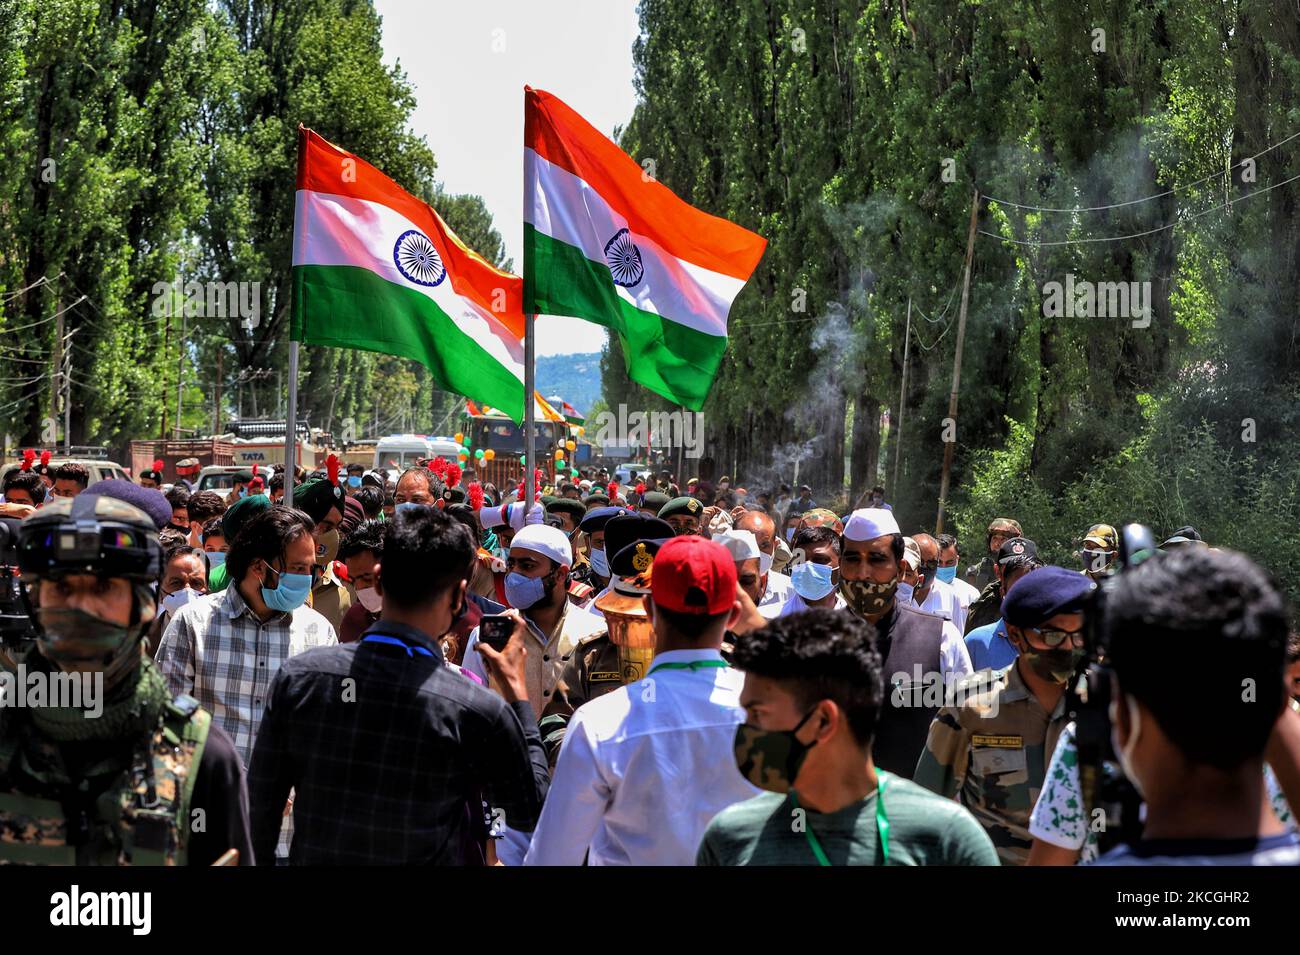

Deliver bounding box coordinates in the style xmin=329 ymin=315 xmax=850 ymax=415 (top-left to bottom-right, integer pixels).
xmin=524 ymin=148 xmax=743 ymax=338
xmin=294 ymin=190 xmax=524 ymax=376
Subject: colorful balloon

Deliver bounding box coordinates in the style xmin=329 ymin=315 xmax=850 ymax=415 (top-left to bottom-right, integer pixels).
xmin=454 ymin=432 xmax=464 ymax=444
xmin=474 ymin=449 xmax=485 ymax=459
xmin=565 ymin=440 xmax=576 ymax=452
xmin=484 ymin=449 xmax=495 ymax=461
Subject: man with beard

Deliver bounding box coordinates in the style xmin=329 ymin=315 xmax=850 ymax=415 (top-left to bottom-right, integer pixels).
xmin=836 ymin=509 xmax=971 ymax=779
xmin=914 ymin=566 xmax=1089 ymax=865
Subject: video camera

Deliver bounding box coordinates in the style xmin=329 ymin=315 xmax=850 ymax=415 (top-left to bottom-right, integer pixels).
xmin=1067 ymin=522 xmax=1160 ymax=854
xmin=0 ymin=517 xmax=37 ymax=656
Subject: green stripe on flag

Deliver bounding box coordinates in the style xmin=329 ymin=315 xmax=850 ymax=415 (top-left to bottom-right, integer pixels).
xmin=523 ymin=224 xmax=726 ymax=411
xmin=292 ymin=264 xmax=524 ymax=422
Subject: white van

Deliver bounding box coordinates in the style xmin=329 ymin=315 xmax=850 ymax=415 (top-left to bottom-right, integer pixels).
xmin=374 ymin=435 xmax=462 ymax=472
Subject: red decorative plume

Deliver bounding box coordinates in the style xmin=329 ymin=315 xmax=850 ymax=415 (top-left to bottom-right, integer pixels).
xmin=635 ymin=481 xmax=646 ymax=495
xmin=40 ymin=450 xmax=52 ymax=469
xmin=427 ymin=457 xmax=449 ymax=480
xmin=467 ymin=481 xmax=484 ymax=510
xmin=153 ymin=458 xmax=164 ymax=473
xmin=445 ymin=462 xmax=462 ymax=489
xmin=607 ymin=481 xmax=618 ymax=498
xmin=326 ymin=453 xmax=340 ymax=486
xmin=251 ymin=463 xmax=260 ymax=479
xmin=20 ymin=449 xmax=34 ymax=471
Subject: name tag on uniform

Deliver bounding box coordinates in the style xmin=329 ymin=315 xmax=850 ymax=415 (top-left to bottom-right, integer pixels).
xmin=590 ymin=671 xmax=621 ymax=683
xmin=971 ymin=735 xmax=1026 ymax=775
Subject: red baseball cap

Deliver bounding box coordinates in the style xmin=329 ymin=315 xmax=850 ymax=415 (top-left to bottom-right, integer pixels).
xmin=650 ymin=536 xmax=737 ymax=615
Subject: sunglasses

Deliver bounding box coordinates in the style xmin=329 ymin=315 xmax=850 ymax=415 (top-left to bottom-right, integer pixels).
xmin=1027 ymin=625 xmax=1084 ymax=648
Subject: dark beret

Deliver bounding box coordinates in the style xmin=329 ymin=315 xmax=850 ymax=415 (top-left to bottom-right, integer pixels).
xmin=658 ymin=496 xmax=704 ymax=521
xmin=546 ymin=498 xmax=587 ymax=523
xmin=1002 ymin=565 xmax=1094 ymax=628
xmin=604 ymin=514 xmax=674 ymax=576
xmin=641 ymin=490 xmax=671 ymax=511
xmin=82 ymin=479 xmax=173 ymax=530
xmin=221 ymin=493 xmax=272 ymax=542
xmin=578 ymin=505 xmax=629 ymax=534
xmin=294 ymin=479 xmax=345 ymax=525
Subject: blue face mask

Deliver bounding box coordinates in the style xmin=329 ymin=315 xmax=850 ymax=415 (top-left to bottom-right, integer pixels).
xmin=238 ymin=487 xmax=248 ymax=499
xmin=791 ymin=561 xmax=835 ymax=601
xmin=347 ymin=475 xmax=362 ymax=488
xmin=897 ymin=580 xmax=915 ymax=605
xmin=395 ymin=501 xmax=427 ymax=516
xmin=589 ymin=547 xmax=609 ymax=578
xmin=206 ymin=551 xmax=227 ymax=570
xmin=935 ymin=566 xmax=957 ymax=584
xmin=504 ymin=571 xmax=550 ymax=610
xmin=261 ymin=565 xmax=313 ymax=613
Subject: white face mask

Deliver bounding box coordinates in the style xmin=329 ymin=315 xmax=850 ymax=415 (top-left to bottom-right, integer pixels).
xmin=355 ymin=586 xmax=383 ymax=613
xmin=160 ymin=587 xmax=201 ymax=616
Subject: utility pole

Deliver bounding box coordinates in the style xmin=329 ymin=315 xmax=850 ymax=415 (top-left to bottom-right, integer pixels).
xmin=935 ymin=189 xmax=980 ymax=535
xmin=62 ymin=327 xmax=77 ymax=454
xmin=213 ymin=348 xmax=223 ymax=435
xmin=175 ymin=314 xmax=185 ymax=438
xmin=51 ymin=301 xmax=62 ymax=438
xmin=892 ymin=297 xmax=911 ymax=495
xmin=159 ymin=294 xmax=171 ymax=438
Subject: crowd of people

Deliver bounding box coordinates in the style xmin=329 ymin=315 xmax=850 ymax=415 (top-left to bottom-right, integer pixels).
xmin=0 ymin=455 xmax=1297 ymax=868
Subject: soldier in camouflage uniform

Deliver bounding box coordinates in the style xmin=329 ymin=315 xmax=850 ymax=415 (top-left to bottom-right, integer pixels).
xmin=964 ymin=518 xmax=1022 ymax=597
xmin=914 ymin=566 xmax=1091 ymax=865
xmin=0 ymin=495 xmax=252 ymax=865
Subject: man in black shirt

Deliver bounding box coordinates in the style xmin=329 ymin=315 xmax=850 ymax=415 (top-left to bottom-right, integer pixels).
xmin=247 ymin=504 xmax=549 ymax=864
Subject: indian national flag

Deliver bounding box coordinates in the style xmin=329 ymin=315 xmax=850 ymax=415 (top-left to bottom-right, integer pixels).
xmin=292 ymin=126 xmax=526 ymax=422
xmin=523 ymin=87 xmax=766 ymax=411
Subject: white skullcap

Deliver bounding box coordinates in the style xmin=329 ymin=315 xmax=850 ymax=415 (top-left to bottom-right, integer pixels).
xmin=509 ymin=524 xmax=573 ymax=568
xmin=716 ymin=529 xmax=761 ymax=564
xmin=901 ymin=536 xmax=921 ymax=570
xmin=843 ymin=507 xmax=901 ymax=542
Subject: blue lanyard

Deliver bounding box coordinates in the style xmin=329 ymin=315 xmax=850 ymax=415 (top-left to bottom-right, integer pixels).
xmin=360 ymin=633 xmax=434 ymax=658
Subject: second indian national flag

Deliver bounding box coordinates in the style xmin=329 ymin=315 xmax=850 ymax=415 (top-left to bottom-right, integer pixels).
xmin=523 ymin=87 xmax=766 ymax=411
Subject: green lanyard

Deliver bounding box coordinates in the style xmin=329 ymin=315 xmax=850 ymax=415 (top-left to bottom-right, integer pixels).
xmin=791 ymin=771 xmax=891 ymax=866
xmin=645 ymin=659 xmax=729 ymax=676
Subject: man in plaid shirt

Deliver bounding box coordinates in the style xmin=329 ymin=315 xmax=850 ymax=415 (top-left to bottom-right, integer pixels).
xmin=157 ymin=506 xmax=338 ymax=766
xmin=246 ymin=505 xmax=550 ymax=864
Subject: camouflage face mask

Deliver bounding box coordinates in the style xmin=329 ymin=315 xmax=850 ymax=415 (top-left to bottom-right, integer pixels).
xmin=1020 ymin=647 xmax=1086 ymax=685
xmin=733 ymin=708 xmax=818 ymax=793
xmin=839 ymin=574 xmax=898 ymax=617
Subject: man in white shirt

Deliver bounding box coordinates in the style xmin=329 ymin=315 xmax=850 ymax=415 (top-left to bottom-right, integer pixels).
xmin=767 ymin=525 xmax=847 ymax=618
xmin=905 ymin=533 xmax=967 ymax=632
xmin=734 ymin=508 xmax=793 ymax=611
xmin=936 ymin=533 xmax=981 ymax=610
xmin=523 ymin=536 xmax=761 ymax=865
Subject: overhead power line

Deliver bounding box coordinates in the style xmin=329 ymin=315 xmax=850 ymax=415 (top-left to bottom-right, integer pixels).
xmin=982 ymin=129 xmax=1300 ymax=213
xmin=979 ymin=171 xmax=1300 ymax=247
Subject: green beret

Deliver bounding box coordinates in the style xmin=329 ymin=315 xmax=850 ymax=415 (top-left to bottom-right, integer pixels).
xmin=641 ymin=490 xmax=671 ymax=511
xmin=658 ymin=495 xmax=704 ymax=520
xmin=234 ymin=469 xmax=255 ymax=483
xmin=294 ymin=478 xmax=345 ymax=525
xmin=221 ymin=493 xmax=271 ymax=542
xmin=546 ymin=498 xmax=586 ymax=523
xmin=584 ymin=493 xmax=610 ymax=508
xmin=540 ymin=494 xmax=559 ymax=507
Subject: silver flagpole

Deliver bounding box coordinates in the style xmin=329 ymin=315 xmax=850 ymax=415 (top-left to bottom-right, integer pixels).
xmin=522 ymin=101 xmax=535 ymax=519
xmin=523 ymin=316 xmax=535 ymax=518
xmin=284 ymin=340 xmax=299 ymax=507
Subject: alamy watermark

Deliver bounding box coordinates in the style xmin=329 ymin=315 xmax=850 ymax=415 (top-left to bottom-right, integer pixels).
xmin=1041 ymin=272 xmax=1151 ymax=328
xmin=889 ymin=665 xmax=1000 ymax=718
xmin=0 ymin=665 xmax=103 ymax=718
xmin=593 ymin=404 xmax=705 ymax=459
xmin=151 ymin=277 xmax=261 ymax=330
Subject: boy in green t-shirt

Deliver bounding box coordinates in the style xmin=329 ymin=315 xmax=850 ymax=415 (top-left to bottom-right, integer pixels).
xmin=698 ymin=608 xmax=998 ymax=866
